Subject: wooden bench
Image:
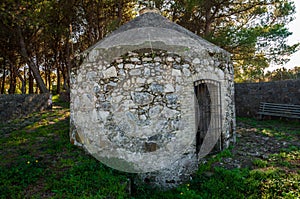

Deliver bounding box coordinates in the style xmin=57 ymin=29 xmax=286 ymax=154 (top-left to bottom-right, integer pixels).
xmin=258 ymin=102 xmax=300 ymax=119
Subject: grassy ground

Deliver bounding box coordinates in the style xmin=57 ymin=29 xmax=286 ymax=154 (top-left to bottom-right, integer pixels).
xmin=0 ymin=96 xmax=299 ymax=198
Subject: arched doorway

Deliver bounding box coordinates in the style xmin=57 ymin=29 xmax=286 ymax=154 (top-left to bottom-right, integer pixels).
xmin=194 ymin=79 xmax=222 ymax=157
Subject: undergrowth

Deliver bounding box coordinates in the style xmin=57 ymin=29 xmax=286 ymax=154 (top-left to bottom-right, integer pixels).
xmin=0 ymin=97 xmax=299 ymax=198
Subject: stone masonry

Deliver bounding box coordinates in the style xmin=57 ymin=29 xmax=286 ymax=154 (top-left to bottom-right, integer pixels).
xmin=235 ymin=79 xmax=300 ymax=117
xmin=0 ymin=94 xmax=51 ymax=123
xmin=70 ymin=10 xmax=236 ymax=189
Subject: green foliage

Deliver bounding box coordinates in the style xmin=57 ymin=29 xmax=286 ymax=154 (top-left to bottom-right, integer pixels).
xmin=0 ymin=104 xmax=299 ymax=198
xmin=249 ymin=168 xmax=300 ymax=198
xmin=47 ymin=158 xmax=129 ymax=198
xmin=265 ymin=66 xmax=300 ymax=81
xmin=1 ymin=0 xmax=299 ymax=93
xmin=193 ymin=168 xmax=255 ymax=199
xmin=260 ymin=174 xmax=300 ymax=198
xmin=269 ymin=149 xmax=300 ymax=168
xmin=0 ymin=97 xmax=130 ymax=198
xmin=167 ymin=0 xmax=299 ymax=82
xmin=252 ymin=159 xmax=268 ymax=168
xmin=197 ymin=148 xmax=233 ymax=174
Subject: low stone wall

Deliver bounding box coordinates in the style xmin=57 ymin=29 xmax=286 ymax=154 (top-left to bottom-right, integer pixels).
xmin=235 ymin=79 xmax=300 ymax=117
xmin=0 ymin=94 xmax=51 ymax=123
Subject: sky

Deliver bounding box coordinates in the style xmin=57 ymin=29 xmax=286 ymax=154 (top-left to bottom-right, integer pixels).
xmin=270 ymin=0 xmax=300 ymax=71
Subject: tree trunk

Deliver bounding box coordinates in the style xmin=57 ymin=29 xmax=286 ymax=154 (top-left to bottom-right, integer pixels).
xmin=24 ymin=66 xmax=27 ymax=94
xmin=45 ymin=65 xmax=48 ymax=89
xmin=29 ymin=68 xmax=34 ymax=94
xmin=1 ymin=64 xmax=6 ymax=94
xmin=17 ymin=27 xmax=49 ymax=93
xmin=8 ymin=64 xmax=16 ymax=94
xmin=62 ymin=63 xmax=68 ymax=91
xmin=14 ymin=68 xmax=25 ymax=94
xmin=64 ymin=26 xmax=72 ymax=92
xmin=117 ymin=1 xmax=123 ymax=26
xmin=6 ymin=58 xmax=26 ymax=94
xmin=48 ymin=67 xmax=51 ymax=91
xmin=57 ymin=67 xmax=61 ymax=94
xmin=204 ymin=4 xmax=213 ymax=37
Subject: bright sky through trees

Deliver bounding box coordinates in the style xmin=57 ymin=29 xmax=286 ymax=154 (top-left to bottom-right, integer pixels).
xmin=285 ymin=0 xmax=300 ymax=69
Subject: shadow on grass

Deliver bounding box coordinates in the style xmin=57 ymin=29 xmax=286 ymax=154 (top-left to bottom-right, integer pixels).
xmin=0 ymin=107 xmax=131 ymax=198
xmin=0 ymin=110 xmax=299 ymax=198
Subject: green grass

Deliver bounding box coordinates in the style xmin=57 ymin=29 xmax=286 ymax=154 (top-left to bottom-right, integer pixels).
xmin=0 ymin=99 xmax=299 ymax=198
xmin=238 ymin=117 xmax=299 ymax=141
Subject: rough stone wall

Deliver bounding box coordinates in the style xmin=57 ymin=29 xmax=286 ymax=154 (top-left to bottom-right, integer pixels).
xmin=71 ymin=49 xmax=198 ymax=172
xmin=95 ymin=50 xmax=191 ymax=154
xmin=235 ymin=79 xmax=300 ymax=117
xmin=0 ymin=94 xmax=51 ymax=122
xmin=70 ymin=11 xmax=236 ymax=189
xmin=71 ymin=47 xmax=235 ymax=188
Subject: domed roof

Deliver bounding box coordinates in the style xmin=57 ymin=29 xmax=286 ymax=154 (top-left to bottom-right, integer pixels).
xmin=85 ymin=11 xmax=229 ymax=60
xmin=71 ymin=9 xmax=234 ymax=176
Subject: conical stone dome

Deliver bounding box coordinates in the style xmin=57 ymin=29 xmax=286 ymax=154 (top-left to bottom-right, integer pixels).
xmin=70 ymin=10 xmax=235 ymax=189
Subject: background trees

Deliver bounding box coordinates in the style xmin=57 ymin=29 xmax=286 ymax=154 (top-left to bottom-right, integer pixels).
xmin=0 ymin=0 xmax=299 ymax=94
xmin=158 ymin=0 xmax=299 ymax=82
xmin=265 ymin=66 xmax=300 ymax=81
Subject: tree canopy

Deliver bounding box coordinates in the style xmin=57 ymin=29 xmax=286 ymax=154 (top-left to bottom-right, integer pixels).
xmin=0 ymin=0 xmax=299 ymax=94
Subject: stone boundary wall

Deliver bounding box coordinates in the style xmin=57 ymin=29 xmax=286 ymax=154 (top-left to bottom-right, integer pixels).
xmin=0 ymin=94 xmax=51 ymax=123
xmin=235 ymin=79 xmax=300 ymax=118
xmin=1 ymin=79 xmax=298 ymax=122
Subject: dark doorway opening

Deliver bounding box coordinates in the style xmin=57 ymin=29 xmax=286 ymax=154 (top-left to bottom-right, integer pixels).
xmin=194 ymin=79 xmax=222 ymax=155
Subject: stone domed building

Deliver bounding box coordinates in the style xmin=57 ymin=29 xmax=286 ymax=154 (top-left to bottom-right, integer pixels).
xmin=70 ymin=8 xmax=236 ymax=188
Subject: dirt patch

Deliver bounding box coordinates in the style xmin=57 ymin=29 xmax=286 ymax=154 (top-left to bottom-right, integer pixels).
xmin=209 ymin=119 xmax=300 ymax=170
